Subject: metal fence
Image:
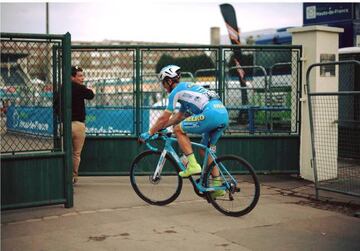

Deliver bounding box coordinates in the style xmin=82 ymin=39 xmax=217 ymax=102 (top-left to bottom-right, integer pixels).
xmin=1 ymin=32 xmax=73 ymax=209
xmin=307 ymin=60 xmax=360 ymax=198
xmin=1 ymin=44 xmax=301 ymax=153
xmin=71 ymin=45 xmax=301 ymax=137
xmin=1 ymin=34 xmax=68 ymax=154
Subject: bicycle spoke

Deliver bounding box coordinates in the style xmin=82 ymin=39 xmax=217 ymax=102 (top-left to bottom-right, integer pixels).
xmin=205 ymin=155 xmax=260 ymax=217
xmin=130 ymin=150 xmax=182 ymax=206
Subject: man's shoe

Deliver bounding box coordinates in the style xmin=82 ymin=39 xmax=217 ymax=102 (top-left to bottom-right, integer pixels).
xmin=211 ymin=177 xmax=225 ymax=199
xmin=179 ymin=163 xmax=201 ymax=178
xmin=72 ymin=177 xmax=78 ymax=185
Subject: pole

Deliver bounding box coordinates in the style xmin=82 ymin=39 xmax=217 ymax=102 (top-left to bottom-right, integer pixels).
xmin=46 ymin=2 xmax=49 ymax=34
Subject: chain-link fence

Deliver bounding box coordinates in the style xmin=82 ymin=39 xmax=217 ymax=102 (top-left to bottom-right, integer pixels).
xmin=140 ymin=47 xmax=220 ymax=134
xmin=70 ymin=45 xmax=301 ymax=137
xmin=1 ymin=44 xmax=301 ymax=153
xmin=307 ymin=60 xmax=360 ymax=198
xmin=1 ymin=33 xmax=73 ymax=210
xmin=72 ymin=48 xmax=136 ymax=135
xmin=1 ymin=35 xmax=65 ymax=154
xmin=223 ymin=48 xmax=300 ymax=133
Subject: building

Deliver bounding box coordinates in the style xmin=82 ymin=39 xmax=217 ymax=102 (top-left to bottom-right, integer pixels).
xmin=221 ymin=3 xmax=360 ymax=47
xmin=303 ymin=3 xmax=360 ymax=48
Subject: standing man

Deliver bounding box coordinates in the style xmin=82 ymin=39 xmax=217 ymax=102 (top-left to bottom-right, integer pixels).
xmin=71 ymin=66 xmax=95 ymax=184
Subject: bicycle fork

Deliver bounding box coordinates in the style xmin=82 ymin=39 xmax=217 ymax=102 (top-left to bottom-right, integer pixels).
xmin=152 ymin=150 xmax=167 ymax=181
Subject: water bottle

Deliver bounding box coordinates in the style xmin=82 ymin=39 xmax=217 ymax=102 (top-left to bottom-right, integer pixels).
xmin=180 ymin=154 xmax=188 ymax=167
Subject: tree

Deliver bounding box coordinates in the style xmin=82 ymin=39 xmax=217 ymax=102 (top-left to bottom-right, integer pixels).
xmin=155 ymin=54 xmax=215 ymax=76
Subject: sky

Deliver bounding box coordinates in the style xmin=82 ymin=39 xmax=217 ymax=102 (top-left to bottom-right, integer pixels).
xmin=0 ymin=1 xmax=303 ymax=44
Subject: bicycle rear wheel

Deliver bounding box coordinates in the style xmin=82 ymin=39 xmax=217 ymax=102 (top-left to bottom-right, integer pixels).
xmin=130 ymin=150 xmax=182 ymax=206
xmin=204 ymin=155 xmax=260 ymax=217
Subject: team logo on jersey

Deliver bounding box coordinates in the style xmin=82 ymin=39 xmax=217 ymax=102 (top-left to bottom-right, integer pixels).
xmin=213 ymin=103 xmax=225 ymax=109
xmin=183 ymin=93 xmax=193 ymax=99
xmin=185 ymin=114 xmax=205 ymax=122
xmin=182 ymin=122 xmax=201 ymax=128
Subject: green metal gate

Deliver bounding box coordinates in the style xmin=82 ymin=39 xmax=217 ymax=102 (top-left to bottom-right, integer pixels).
xmin=1 ymin=41 xmax=302 ymax=210
xmin=72 ymin=45 xmax=302 ymax=175
xmin=1 ymin=33 xmax=73 ymax=209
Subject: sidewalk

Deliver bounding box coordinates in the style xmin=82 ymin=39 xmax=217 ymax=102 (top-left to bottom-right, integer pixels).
xmin=259 ymin=175 xmax=360 ymax=217
xmin=2 ymin=176 xmax=360 ymax=251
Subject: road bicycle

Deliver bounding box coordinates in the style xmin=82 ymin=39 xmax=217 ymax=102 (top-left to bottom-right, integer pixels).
xmin=130 ymin=130 xmax=260 ymax=217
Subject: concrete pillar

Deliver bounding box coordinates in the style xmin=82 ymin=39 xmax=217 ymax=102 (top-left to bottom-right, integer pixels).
xmin=210 ymin=27 xmax=220 ymax=45
xmin=288 ymin=25 xmax=343 ymax=181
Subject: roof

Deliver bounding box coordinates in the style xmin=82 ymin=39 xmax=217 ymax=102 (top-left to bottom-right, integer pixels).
xmin=338 ymin=47 xmax=360 ymax=54
xmin=0 ymin=53 xmax=28 ymax=62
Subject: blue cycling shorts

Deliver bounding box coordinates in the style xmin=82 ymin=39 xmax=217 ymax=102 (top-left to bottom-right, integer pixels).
xmin=180 ymin=99 xmax=229 ymax=146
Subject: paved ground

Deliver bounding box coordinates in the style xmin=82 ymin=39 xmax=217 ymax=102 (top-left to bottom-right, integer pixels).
xmin=2 ymin=176 xmax=360 ymax=251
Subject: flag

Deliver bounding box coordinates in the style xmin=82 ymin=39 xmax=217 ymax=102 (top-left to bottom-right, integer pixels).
xmin=220 ymin=3 xmax=248 ymax=105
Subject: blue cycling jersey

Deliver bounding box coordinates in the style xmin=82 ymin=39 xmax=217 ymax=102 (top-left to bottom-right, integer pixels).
xmin=166 ymin=82 xmax=219 ymax=115
xmin=166 ymin=82 xmax=228 ymax=146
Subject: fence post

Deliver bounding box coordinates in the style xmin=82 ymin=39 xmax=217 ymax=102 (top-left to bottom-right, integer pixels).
xmin=135 ymin=47 xmax=141 ymax=135
xmin=52 ymin=46 xmax=60 ymax=149
xmin=218 ymin=46 xmax=224 ymax=100
xmin=62 ymin=32 xmax=73 ymax=208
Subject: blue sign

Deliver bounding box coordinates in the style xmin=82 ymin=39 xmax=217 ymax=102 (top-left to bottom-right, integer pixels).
xmin=85 ymin=108 xmax=143 ymax=135
xmin=6 ymin=106 xmax=150 ymax=136
xmin=303 ymin=3 xmax=354 ymax=24
xmin=6 ymin=106 xmax=54 ymax=137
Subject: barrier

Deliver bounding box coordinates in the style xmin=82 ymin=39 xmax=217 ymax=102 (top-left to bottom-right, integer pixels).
xmin=306 ymin=60 xmax=360 ymax=198
xmin=6 ymin=105 xmax=150 ymax=136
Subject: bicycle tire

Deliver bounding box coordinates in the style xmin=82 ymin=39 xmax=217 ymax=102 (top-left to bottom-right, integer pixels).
xmin=204 ymin=155 xmax=260 ymax=217
xmin=130 ymin=150 xmax=183 ymax=206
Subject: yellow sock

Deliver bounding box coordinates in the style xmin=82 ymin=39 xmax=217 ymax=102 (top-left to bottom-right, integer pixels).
xmin=187 ymin=153 xmax=197 ymax=165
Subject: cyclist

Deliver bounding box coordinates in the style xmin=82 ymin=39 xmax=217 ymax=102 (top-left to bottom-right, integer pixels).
xmin=139 ymin=65 xmax=229 ymax=196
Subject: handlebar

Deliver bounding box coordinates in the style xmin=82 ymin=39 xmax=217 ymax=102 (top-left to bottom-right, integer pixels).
xmin=145 ymin=134 xmax=160 ymax=151
xmin=143 ymin=130 xmax=173 ymax=151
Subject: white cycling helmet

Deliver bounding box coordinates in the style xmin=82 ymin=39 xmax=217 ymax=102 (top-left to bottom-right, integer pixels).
xmin=158 ymin=65 xmax=181 ymax=82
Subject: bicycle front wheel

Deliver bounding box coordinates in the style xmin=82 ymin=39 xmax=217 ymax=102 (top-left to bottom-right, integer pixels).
xmin=205 ymin=155 xmax=260 ymax=217
xmin=130 ymin=150 xmax=183 ymax=206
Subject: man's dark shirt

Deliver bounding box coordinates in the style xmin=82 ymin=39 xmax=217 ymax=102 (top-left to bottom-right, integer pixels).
xmin=72 ymin=82 xmax=94 ymax=122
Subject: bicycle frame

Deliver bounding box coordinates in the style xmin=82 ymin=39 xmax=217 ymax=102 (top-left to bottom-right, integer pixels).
xmin=145 ymin=133 xmax=238 ymax=194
